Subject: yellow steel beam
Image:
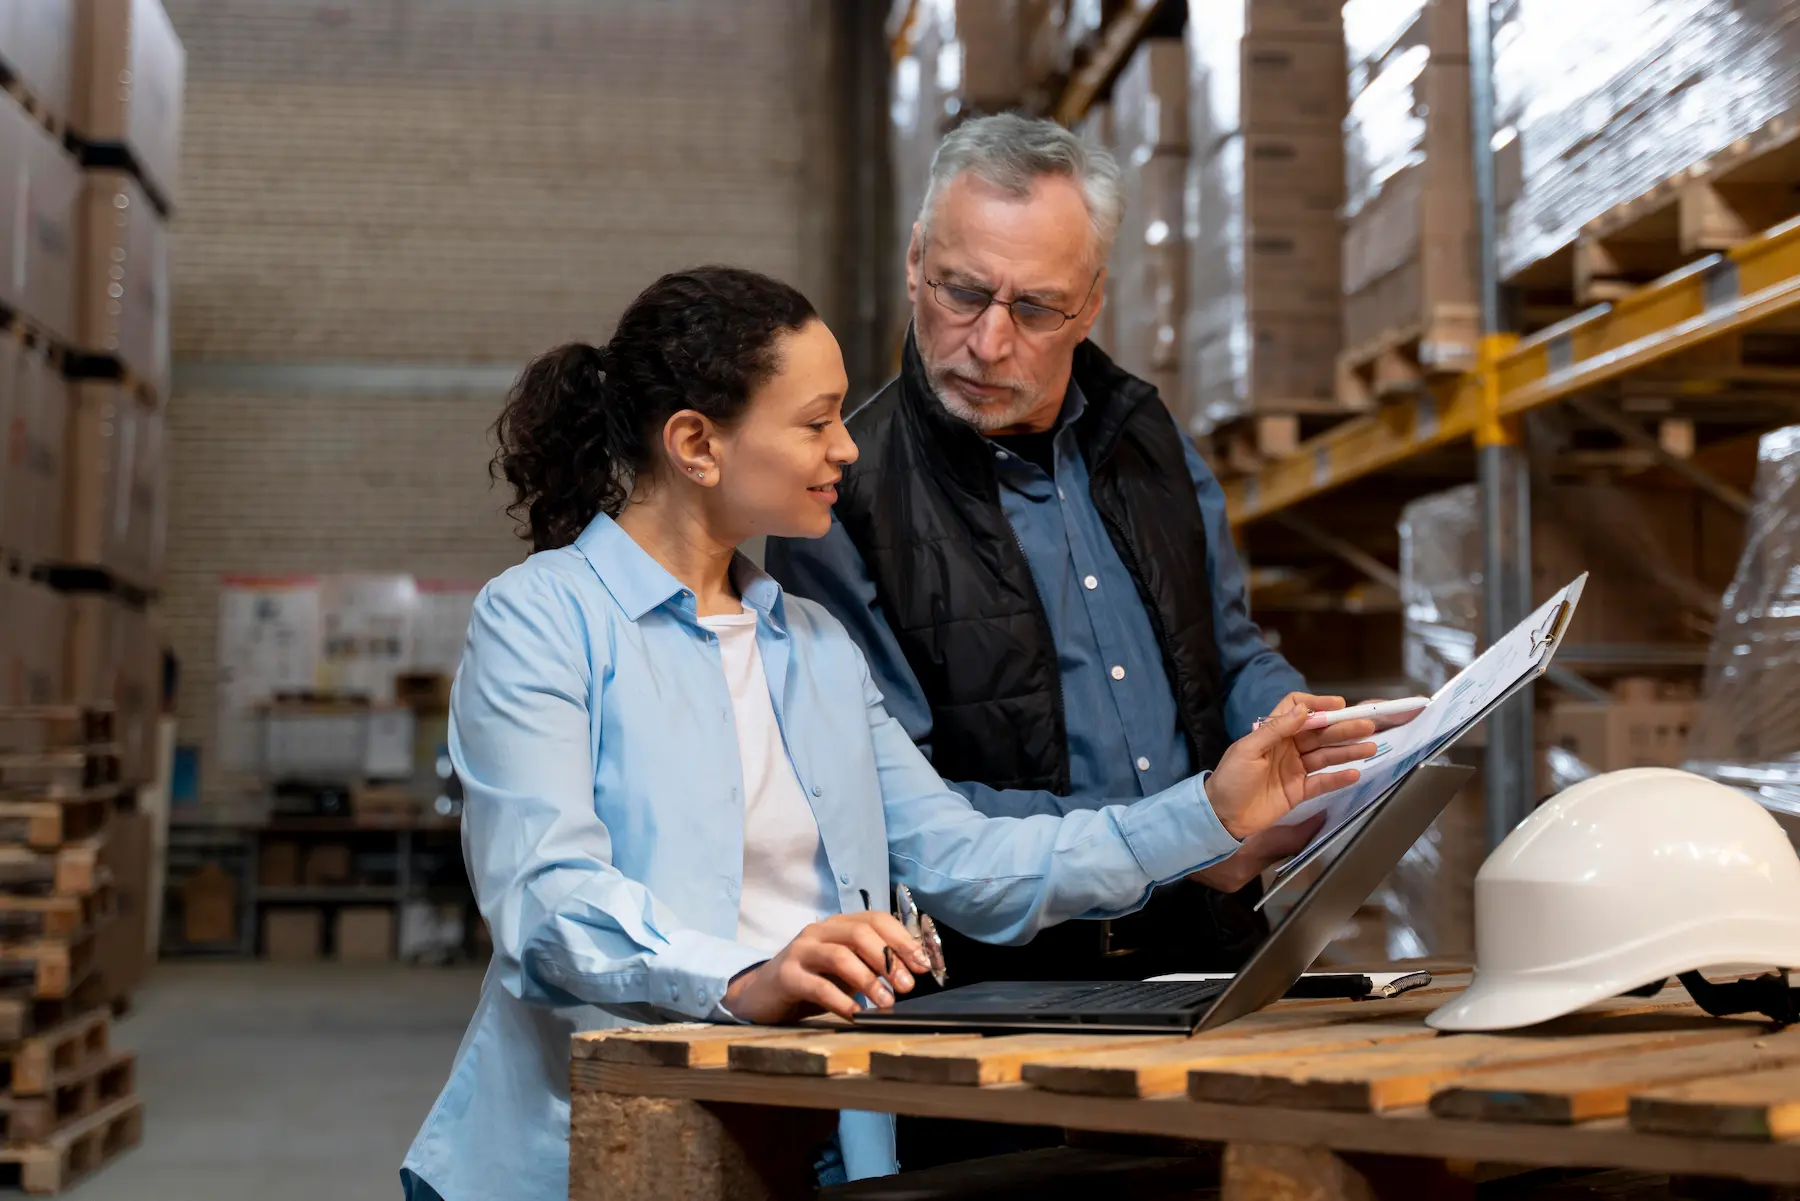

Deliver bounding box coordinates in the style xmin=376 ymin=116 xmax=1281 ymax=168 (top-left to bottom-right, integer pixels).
xmin=1225 ymin=213 xmax=1800 ymax=527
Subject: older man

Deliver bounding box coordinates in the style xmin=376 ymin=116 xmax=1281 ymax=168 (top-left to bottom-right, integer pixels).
xmin=767 ymin=112 xmax=1369 ymax=1036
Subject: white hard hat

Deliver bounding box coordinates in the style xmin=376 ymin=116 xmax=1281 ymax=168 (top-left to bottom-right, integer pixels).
xmin=1428 ymin=767 xmax=1800 ymax=1032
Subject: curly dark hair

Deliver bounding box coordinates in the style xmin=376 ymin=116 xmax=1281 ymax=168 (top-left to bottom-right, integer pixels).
xmin=491 ymin=265 xmax=819 ymax=552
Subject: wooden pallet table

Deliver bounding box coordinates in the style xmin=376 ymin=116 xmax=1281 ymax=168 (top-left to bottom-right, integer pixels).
xmin=567 ymin=984 xmax=1800 ymax=1201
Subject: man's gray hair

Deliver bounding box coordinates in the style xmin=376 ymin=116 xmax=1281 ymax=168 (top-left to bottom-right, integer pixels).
xmin=917 ymin=113 xmax=1126 ymax=265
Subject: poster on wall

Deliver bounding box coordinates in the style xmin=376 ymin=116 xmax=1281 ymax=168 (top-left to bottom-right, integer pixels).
xmin=214 ymin=574 xmax=483 ymax=773
xmin=414 ymin=581 xmax=483 ymax=678
xmin=317 ymin=575 xmax=418 ymax=704
xmin=215 ymin=576 xmax=323 ymax=771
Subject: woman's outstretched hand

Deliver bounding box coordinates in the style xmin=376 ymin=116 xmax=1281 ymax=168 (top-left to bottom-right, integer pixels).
xmin=1206 ymin=704 xmax=1370 ymax=841
xmin=720 ymin=912 xmax=933 ymax=1024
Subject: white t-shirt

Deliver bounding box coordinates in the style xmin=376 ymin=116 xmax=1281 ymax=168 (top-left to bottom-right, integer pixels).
xmin=698 ymin=608 xmax=838 ymax=954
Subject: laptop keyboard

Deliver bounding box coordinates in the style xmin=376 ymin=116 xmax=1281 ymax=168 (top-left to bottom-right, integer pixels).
xmin=1022 ymin=979 xmax=1228 ymax=1012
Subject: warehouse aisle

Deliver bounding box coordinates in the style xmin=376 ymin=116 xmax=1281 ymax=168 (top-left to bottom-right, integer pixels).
xmin=67 ymin=963 xmax=484 ymax=1201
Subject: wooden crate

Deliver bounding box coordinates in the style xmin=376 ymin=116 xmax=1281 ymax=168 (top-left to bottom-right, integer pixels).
xmin=0 ymin=796 xmax=112 ymax=852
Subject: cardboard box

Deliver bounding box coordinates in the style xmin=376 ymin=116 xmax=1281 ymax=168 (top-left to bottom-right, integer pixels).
xmin=20 ymin=119 xmax=79 ymax=344
xmin=65 ymin=594 xmax=158 ymax=784
xmin=0 ymin=575 xmax=67 ymax=705
xmin=2 ymin=342 xmax=69 ymax=568
xmin=1111 ymin=38 xmax=1187 ymax=153
xmin=1243 ymin=35 xmax=1349 ymax=131
xmin=336 ymin=906 xmax=395 ymax=963
xmin=1193 ymin=217 xmax=1342 ymax=330
xmin=1548 ymin=701 xmax=1698 ymax=773
xmin=1245 ymin=0 xmax=1344 ymax=39
xmin=1022 ymin=0 xmax=1072 ymax=87
xmin=63 ymin=382 xmax=167 ymax=589
xmin=1342 ymin=62 xmax=1476 ymax=351
xmin=0 ymin=2 xmax=76 ymax=125
xmin=1234 ymin=131 xmax=1347 ymax=225
xmin=77 ymin=170 xmax=169 ymax=397
xmin=72 ymin=0 xmax=185 ymax=210
xmin=263 ymin=908 xmax=323 ymax=962
xmin=182 ymin=861 xmax=236 ymax=945
xmin=259 ymin=839 xmax=300 ymax=889
xmin=95 ymin=810 xmax=153 ymax=1000
xmin=1189 ymin=310 xmax=1340 ymax=425
xmin=303 ymin=842 xmax=353 ymax=885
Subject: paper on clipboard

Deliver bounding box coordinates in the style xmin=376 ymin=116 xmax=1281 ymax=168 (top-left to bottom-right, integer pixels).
xmin=1254 ymin=574 xmax=1588 ymax=909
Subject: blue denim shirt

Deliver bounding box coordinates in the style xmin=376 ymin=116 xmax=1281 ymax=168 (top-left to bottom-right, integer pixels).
xmin=765 ymin=383 xmax=1305 ymax=815
xmin=400 ymin=513 xmax=1243 ymax=1201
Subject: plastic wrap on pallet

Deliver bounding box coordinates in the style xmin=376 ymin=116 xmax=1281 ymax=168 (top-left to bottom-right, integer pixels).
xmin=1398 ymin=483 xmax=1482 ymax=694
xmin=1686 ymin=426 xmax=1800 ymax=818
xmin=1492 ymin=0 xmax=1800 ymax=281
xmin=888 ymin=2 xmax=1033 ymax=281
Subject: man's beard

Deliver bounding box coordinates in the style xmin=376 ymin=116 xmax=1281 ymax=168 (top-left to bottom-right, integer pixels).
xmin=924 ymin=361 xmax=1042 ymax=432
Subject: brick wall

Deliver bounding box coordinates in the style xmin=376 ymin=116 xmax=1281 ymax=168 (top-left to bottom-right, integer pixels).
xmin=162 ymin=0 xmax=839 ymax=800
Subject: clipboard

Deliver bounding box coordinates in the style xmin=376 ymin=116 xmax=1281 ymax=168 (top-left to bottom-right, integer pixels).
xmin=1255 ymin=573 xmax=1588 ymax=908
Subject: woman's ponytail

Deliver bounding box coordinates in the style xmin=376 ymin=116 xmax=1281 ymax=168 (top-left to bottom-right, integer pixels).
xmin=491 ymin=341 xmax=629 ymax=553
xmin=491 ymin=266 xmax=818 ymax=552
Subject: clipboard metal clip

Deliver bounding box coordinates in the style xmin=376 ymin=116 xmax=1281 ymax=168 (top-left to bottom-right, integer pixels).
xmin=1530 ymin=600 xmax=1572 ymax=657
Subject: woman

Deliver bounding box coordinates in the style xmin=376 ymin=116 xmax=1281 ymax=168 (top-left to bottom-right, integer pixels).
xmin=400 ymin=266 xmax=1365 ymax=1201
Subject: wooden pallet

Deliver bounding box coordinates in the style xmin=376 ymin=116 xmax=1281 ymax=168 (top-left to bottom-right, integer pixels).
xmin=0 ymin=838 xmax=108 ymax=898
xmin=1204 ymin=408 xmax=1363 ymax=479
xmin=1334 ymin=305 xmax=1483 ymax=408
xmin=568 ymin=981 xmax=1800 ymax=1197
xmin=0 ymin=1051 xmax=134 ymax=1144
xmin=0 ymin=751 xmax=121 ymax=799
xmin=0 ymin=934 xmax=100 ymax=1002
xmin=0 ymin=1095 xmax=141 ymax=1194
xmin=2 ymin=1011 xmax=109 ymax=1097
xmin=0 ymin=710 xmax=116 ymax=758
xmin=1567 ymin=108 xmax=1800 ymax=307
xmin=0 ymin=796 xmax=112 ymax=852
xmin=0 ymin=886 xmax=115 ymax=943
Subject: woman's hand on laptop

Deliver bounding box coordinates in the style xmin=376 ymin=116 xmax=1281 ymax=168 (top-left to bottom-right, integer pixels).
xmin=1206 ymin=705 xmax=1365 ymax=840
xmin=722 ymin=913 xmax=933 ymax=1023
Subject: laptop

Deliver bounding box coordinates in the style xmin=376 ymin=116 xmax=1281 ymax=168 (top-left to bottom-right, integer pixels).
xmin=852 ymin=761 xmax=1473 ymax=1034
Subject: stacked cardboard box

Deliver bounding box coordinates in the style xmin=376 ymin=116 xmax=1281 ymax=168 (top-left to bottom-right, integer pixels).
xmin=1104 ymin=39 xmax=1187 ymax=420
xmin=0 ymin=2 xmax=76 ymax=130
xmin=1339 ymin=0 xmax=1478 ymax=378
xmin=1399 ymin=480 xmax=1739 ymax=696
xmin=1492 ymin=0 xmax=1800 ymax=286
xmin=1072 ymin=102 xmax=1117 ymax=354
xmin=1547 ymin=679 xmax=1698 ymax=775
xmin=0 ymin=96 xmax=81 ymax=345
xmin=889 ymin=0 xmax=1037 ymax=272
xmin=1181 ymin=0 xmax=1347 ymax=435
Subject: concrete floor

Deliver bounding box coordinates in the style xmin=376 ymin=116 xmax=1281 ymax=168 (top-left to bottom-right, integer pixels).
xmin=68 ymin=961 xmax=485 ymax=1201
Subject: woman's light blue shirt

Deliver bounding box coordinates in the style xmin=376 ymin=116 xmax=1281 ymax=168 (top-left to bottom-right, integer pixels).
xmin=400 ymin=513 xmax=1241 ymax=1200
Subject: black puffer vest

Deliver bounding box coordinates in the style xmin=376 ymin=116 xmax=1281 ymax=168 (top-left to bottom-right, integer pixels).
xmin=826 ymin=332 xmax=1268 ymax=980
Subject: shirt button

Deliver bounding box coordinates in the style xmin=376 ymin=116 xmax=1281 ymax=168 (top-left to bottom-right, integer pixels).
xmin=1136 ymin=757 xmax=1150 ymax=771
xmin=1111 ymin=665 xmax=1126 ymax=681
xmin=812 ymin=786 xmax=823 ymax=797
xmin=1058 ymin=488 xmax=1066 ymax=500
xmin=839 ymin=872 xmax=851 ymax=885
xmin=994 ymin=449 xmax=1006 ymax=460
xmin=1083 ymin=575 xmax=1098 ymax=590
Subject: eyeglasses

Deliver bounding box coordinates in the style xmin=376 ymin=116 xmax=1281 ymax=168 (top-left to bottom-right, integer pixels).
xmin=925 ymin=272 xmax=1100 ymax=334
